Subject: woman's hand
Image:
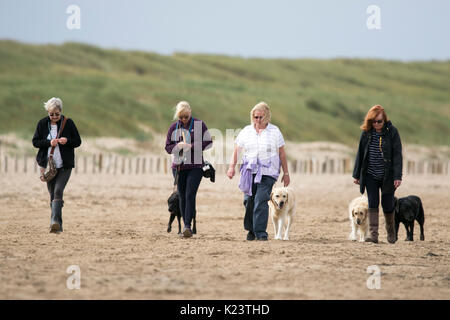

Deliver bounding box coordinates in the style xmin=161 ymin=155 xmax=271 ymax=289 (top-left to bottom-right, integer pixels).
xmin=281 ymin=173 xmax=290 ymax=187
xmin=58 ymin=137 xmax=67 ymax=145
xmin=177 ymin=142 xmax=191 ymax=151
xmin=227 ymin=166 xmax=235 ymax=179
xmin=354 ymin=179 xmax=360 ymax=185
xmin=50 ymin=139 xmax=58 ymax=147
xmin=394 ymin=180 xmax=402 ymax=189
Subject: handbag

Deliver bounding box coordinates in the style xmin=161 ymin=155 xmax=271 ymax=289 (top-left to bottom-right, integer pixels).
xmin=41 ymin=117 xmax=68 ymax=182
xmin=202 ymin=161 xmax=215 ymax=182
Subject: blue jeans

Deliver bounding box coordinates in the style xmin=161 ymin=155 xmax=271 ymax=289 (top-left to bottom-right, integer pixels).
xmin=243 ymin=175 xmax=276 ymax=239
xmin=177 ymin=168 xmax=203 ymax=228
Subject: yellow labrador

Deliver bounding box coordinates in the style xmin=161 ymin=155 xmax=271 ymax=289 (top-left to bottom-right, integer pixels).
xmin=269 ymin=187 xmax=296 ymax=240
xmin=348 ymin=195 xmax=369 ymax=242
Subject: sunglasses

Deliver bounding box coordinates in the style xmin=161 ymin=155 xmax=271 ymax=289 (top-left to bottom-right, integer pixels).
xmin=372 ymin=119 xmax=383 ymax=124
xmin=179 ymin=115 xmax=190 ymax=120
xmin=49 ymin=113 xmax=61 ymax=117
xmin=253 ymin=116 xmax=264 ymax=120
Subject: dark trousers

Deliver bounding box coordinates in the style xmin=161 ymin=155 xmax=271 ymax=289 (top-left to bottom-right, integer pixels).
xmin=177 ymin=168 xmax=203 ymax=228
xmin=46 ymin=168 xmax=72 ymax=202
xmin=365 ymin=174 xmax=395 ymax=213
xmin=243 ymin=175 xmax=276 ymax=239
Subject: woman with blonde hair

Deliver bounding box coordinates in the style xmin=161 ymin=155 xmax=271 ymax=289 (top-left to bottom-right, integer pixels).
xmin=227 ymin=102 xmax=290 ymax=241
xmin=353 ymin=105 xmax=402 ymax=243
xmin=32 ymin=97 xmax=82 ymax=233
xmin=165 ymin=101 xmax=212 ymax=238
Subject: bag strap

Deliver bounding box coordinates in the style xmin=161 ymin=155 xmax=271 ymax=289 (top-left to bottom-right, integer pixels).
xmin=173 ymin=165 xmax=180 ymax=192
xmin=49 ymin=116 xmax=68 ymax=156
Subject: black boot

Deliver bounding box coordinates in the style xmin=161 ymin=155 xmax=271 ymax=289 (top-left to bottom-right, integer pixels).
xmin=50 ymin=200 xmax=63 ymax=233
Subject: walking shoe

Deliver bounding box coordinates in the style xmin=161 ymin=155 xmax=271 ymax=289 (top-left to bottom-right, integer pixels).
xmin=246 ymin=231 xmax=255 ymax=241
xmin=50 ymin=222 xmax=61 ymax=233
xmin=256 ymin=236 xmax=268 ymax=241
xmin=182 ymin=227 xmax=193 ymax=238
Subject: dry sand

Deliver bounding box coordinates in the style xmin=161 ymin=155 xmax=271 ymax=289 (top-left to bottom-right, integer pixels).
xmin=0 ymin=172 xmax=449 ymax=299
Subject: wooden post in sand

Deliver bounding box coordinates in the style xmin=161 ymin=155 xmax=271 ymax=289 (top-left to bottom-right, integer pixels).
xmin=23 ymin=154 xmax=27 ymax=173
xmin=99 ymin=153 xmax=103 ymax=173
xmin=113 ymin=156 xmax=118 ymax=175
xmin=164 ymin=157 xmax=168 ymax=174
xmin=92 ymin=154 xmax=96 ymax=174
xmin=136 ymin=158 xmax=140 ymax=174
xmin=128 ymin=157 xmax=132 ymax=175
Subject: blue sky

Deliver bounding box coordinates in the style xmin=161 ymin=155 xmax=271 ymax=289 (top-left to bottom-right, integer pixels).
xmin=0 ymin=0 xmax=449 ymax=60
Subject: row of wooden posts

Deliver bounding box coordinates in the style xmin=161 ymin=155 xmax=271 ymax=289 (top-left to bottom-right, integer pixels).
xmin=0 ymin=154 xmax=448 ymax=175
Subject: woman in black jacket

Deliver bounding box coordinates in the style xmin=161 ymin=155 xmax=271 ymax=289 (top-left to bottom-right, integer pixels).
xmin=32 ymin=97 xmax=81 ymax=233
xmin=353 ymin=105 xmax=402 ymax=244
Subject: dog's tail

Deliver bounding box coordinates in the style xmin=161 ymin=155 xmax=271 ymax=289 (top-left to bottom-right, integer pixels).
xmin=417 ymin=197 xmax=425 ymax=225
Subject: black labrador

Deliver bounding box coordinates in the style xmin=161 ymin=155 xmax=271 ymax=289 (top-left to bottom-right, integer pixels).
xmin=394 ymin=195 xmax=425 ymax=241
xmin=167 ymin=191 xmax=196 ymax=234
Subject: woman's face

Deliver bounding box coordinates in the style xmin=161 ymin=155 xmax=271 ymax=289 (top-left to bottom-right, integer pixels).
xmin=253 ymin=110 xmax=265 ymax=126
xmin=372 ymin=113 xmax=384 ymax=131
xmin=179 ymin=112 xmax=191 ymax=126
xmin=48 ymin=108 xmax=61 ymax=123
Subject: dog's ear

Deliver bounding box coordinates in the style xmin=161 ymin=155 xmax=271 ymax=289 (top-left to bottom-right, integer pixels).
xmin=270 ymin=191 xmax=275 ymax=204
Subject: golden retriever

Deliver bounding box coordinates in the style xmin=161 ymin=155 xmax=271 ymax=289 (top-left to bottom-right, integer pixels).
xmin=269 ymin=187 xmax=296 ymax=240
xmin=348 ymin=195 xmax=369 ymax=242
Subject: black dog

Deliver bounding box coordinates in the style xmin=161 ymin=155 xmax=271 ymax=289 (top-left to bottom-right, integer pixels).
xmin=167 ymin=191 xmax=197 ymax=234
xmin=394 ymin=195 xmax=425 ymax=241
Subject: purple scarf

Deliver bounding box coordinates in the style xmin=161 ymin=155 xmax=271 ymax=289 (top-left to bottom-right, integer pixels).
xmin=238 ymin=157 xmax=272 ymax=196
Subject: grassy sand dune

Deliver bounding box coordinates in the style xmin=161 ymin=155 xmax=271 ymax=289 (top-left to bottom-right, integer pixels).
xmin=0 ymin=40 xmax=449 ymax=146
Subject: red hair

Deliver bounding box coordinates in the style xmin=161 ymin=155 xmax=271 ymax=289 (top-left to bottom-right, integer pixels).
xmin=360 ymin=105 xmax=389 ymax=132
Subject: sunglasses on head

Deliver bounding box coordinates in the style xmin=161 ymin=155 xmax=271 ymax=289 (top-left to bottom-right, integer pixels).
xmin=49 ymin=113 xmax=60 ymax=117
xmin=372 ymin=119 xmax=383 ymax=124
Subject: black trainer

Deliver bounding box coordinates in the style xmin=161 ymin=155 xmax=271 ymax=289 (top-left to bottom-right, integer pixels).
xmin=246 ymin=231 xmax=256 ymax=241
xmin=256 ymin=236 xmax=268 ymax=241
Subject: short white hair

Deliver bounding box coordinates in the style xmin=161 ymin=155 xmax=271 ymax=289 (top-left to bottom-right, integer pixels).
xmin=250 ymin=101 xmax=271 ymax=125
xmin=44 ymin=97 xmax=63 ymax=112
xmin=173 ymin=101 xmax=191 ymax=120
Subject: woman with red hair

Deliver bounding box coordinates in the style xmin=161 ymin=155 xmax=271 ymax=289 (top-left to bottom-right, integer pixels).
xmin=353 ymin=105 xmax=403 ymax=244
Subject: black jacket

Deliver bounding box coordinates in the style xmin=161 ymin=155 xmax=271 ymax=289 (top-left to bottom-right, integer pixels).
xmin=352 ymin=121 xmax=402 ymax=194
xmin=32 ymin=116 xmax=82 ymax=169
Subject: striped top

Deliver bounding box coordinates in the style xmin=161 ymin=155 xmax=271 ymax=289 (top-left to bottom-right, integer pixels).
xmin=367 ymin=131 xmax=384 ymax=180
xmin=47 ymin=124 xmax=63 ymax=169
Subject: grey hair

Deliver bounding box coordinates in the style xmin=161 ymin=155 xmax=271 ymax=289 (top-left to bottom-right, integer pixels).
xmin=44 ymin=97 xmax=63 ymax=112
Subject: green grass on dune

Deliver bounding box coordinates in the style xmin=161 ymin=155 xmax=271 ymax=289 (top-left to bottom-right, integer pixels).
xmin=0 ymin=40 xmax=449 ymax=146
